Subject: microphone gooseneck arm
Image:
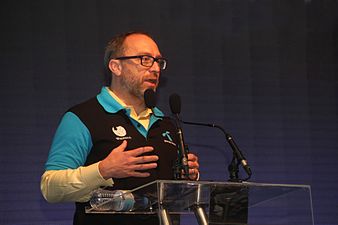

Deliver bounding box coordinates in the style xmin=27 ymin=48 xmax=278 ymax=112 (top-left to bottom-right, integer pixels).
xmin=181 ymin=120 xmax=252 ymax=181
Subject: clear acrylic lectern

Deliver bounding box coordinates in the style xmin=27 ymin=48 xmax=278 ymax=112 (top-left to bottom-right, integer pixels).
xmin=86 ymin=180 xmax=314 ymax=225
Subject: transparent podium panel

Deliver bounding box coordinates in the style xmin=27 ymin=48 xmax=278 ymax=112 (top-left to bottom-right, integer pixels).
xmin=85 ymin=180 xmax=314 ymax=225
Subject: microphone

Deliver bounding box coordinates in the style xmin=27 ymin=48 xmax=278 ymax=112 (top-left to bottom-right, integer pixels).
xmin=181 ymin=119 xmax=252 ymax=180
xmin=144 ymin=89 xmax=168 ymax=119
xmin=144 ymin=89 xmax=157 ymax=109
xmin=169 ymin=93 xmax=190 ymax=179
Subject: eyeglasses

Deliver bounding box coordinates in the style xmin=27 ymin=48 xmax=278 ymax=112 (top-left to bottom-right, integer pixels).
xmin=113 ymin=55 xmax=167 ymax=70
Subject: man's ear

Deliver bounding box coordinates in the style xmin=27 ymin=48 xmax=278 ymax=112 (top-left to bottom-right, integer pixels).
xmin=108 ymin=59 xmax=122 ymax=76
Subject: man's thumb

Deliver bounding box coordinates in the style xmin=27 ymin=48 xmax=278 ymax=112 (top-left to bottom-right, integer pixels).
xmin=114 ymin=140 xmax=127 ymax=152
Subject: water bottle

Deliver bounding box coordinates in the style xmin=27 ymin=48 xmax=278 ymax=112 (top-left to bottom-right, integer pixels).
xmin=89 ymin=188 xmax=150 ymax=211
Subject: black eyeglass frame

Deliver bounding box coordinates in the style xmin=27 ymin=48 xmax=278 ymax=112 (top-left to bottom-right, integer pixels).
xmin=113 ymin=55 xmax=167 ymax=70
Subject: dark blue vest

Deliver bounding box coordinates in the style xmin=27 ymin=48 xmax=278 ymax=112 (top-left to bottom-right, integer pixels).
xmin=69 ymin=97 xmax=179 ymax=225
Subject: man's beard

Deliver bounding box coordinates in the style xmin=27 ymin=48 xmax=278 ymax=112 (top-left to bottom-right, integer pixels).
xmin=120 ymin=75 xmax=147 ymax=100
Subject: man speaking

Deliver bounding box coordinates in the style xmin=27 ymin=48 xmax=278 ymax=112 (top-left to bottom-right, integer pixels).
xmin=40 ymin=31 xmax=199 ymax=225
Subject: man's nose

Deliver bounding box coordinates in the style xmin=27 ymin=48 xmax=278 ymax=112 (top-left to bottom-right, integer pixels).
xmin=150 ymin=60 xmax=161 ymax=73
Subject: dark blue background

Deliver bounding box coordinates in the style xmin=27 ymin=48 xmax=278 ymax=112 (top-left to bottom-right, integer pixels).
xmin=0 ymin=0 xmax=337 ymax=224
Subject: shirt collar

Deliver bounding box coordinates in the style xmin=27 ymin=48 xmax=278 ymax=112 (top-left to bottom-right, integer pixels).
xmin=96 ymin=87 xmax=164 ymax=117
xmin=96 ymin=87 xmax=124 ymax=113
xmin=106 ymin=87 xmax=152 ymax=120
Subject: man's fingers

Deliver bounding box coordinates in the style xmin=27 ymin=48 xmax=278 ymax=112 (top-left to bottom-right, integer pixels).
xmin=126 ymin=162 xmax=158 ymax=178
xmin=128 ymin=146 xmax=155 ymax=156
xmin=189 ymin=168 xmax=198 ymax=174
xmin=188 ymin=153 xmax=198 ymax=161
xmin=128 ymin=162 xmax=159 ymax=177
xmin=130 ymin=171 xmax=151 ymax=178
xmin=188 ymin=153 xmax=199 ymax=169
xmin=132 ymin=155 xmax=159 ymax=164
xmin=131 ymin=162 xmax=158 ymax=171
xmin=188 ymin=160 xmax=199 ymax=169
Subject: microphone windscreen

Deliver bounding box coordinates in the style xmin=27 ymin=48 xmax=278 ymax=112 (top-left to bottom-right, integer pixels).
xmin=169 ymin=93 xmax=181 ymax=114
xmin=144 ymin=89 xmax=157 ymax=109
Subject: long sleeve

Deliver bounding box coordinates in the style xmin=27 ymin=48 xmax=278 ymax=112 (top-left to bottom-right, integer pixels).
xmin=41 ymin=112 xmax=114 ymax=202
xmin=41 ymin=162 xmax=113 ymax=203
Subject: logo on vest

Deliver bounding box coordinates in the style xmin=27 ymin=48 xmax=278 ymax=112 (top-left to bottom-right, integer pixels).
xmin=112 ymin=126 xmax=132 ymax=140
xmin=162 ymin=131 xmax=176 ymax=147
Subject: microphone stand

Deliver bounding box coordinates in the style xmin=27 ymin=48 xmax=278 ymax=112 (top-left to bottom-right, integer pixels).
xmin=144 ymin=89 xmax=188 ymax=180
xmin=173 ymin=115 xmax=190 ymax=180
xmin=147 ymin=108 xmax=190 ymax=180
xmin=228 ymin=156 xmax=240 ymax=182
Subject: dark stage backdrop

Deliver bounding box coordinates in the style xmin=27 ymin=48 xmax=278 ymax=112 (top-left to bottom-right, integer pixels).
xmin=1 ymin=0 xmax=337 ymax=224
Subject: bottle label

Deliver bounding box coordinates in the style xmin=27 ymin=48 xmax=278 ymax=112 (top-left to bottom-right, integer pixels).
xmin=118 ymin=191 xmax=135 ymax=211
